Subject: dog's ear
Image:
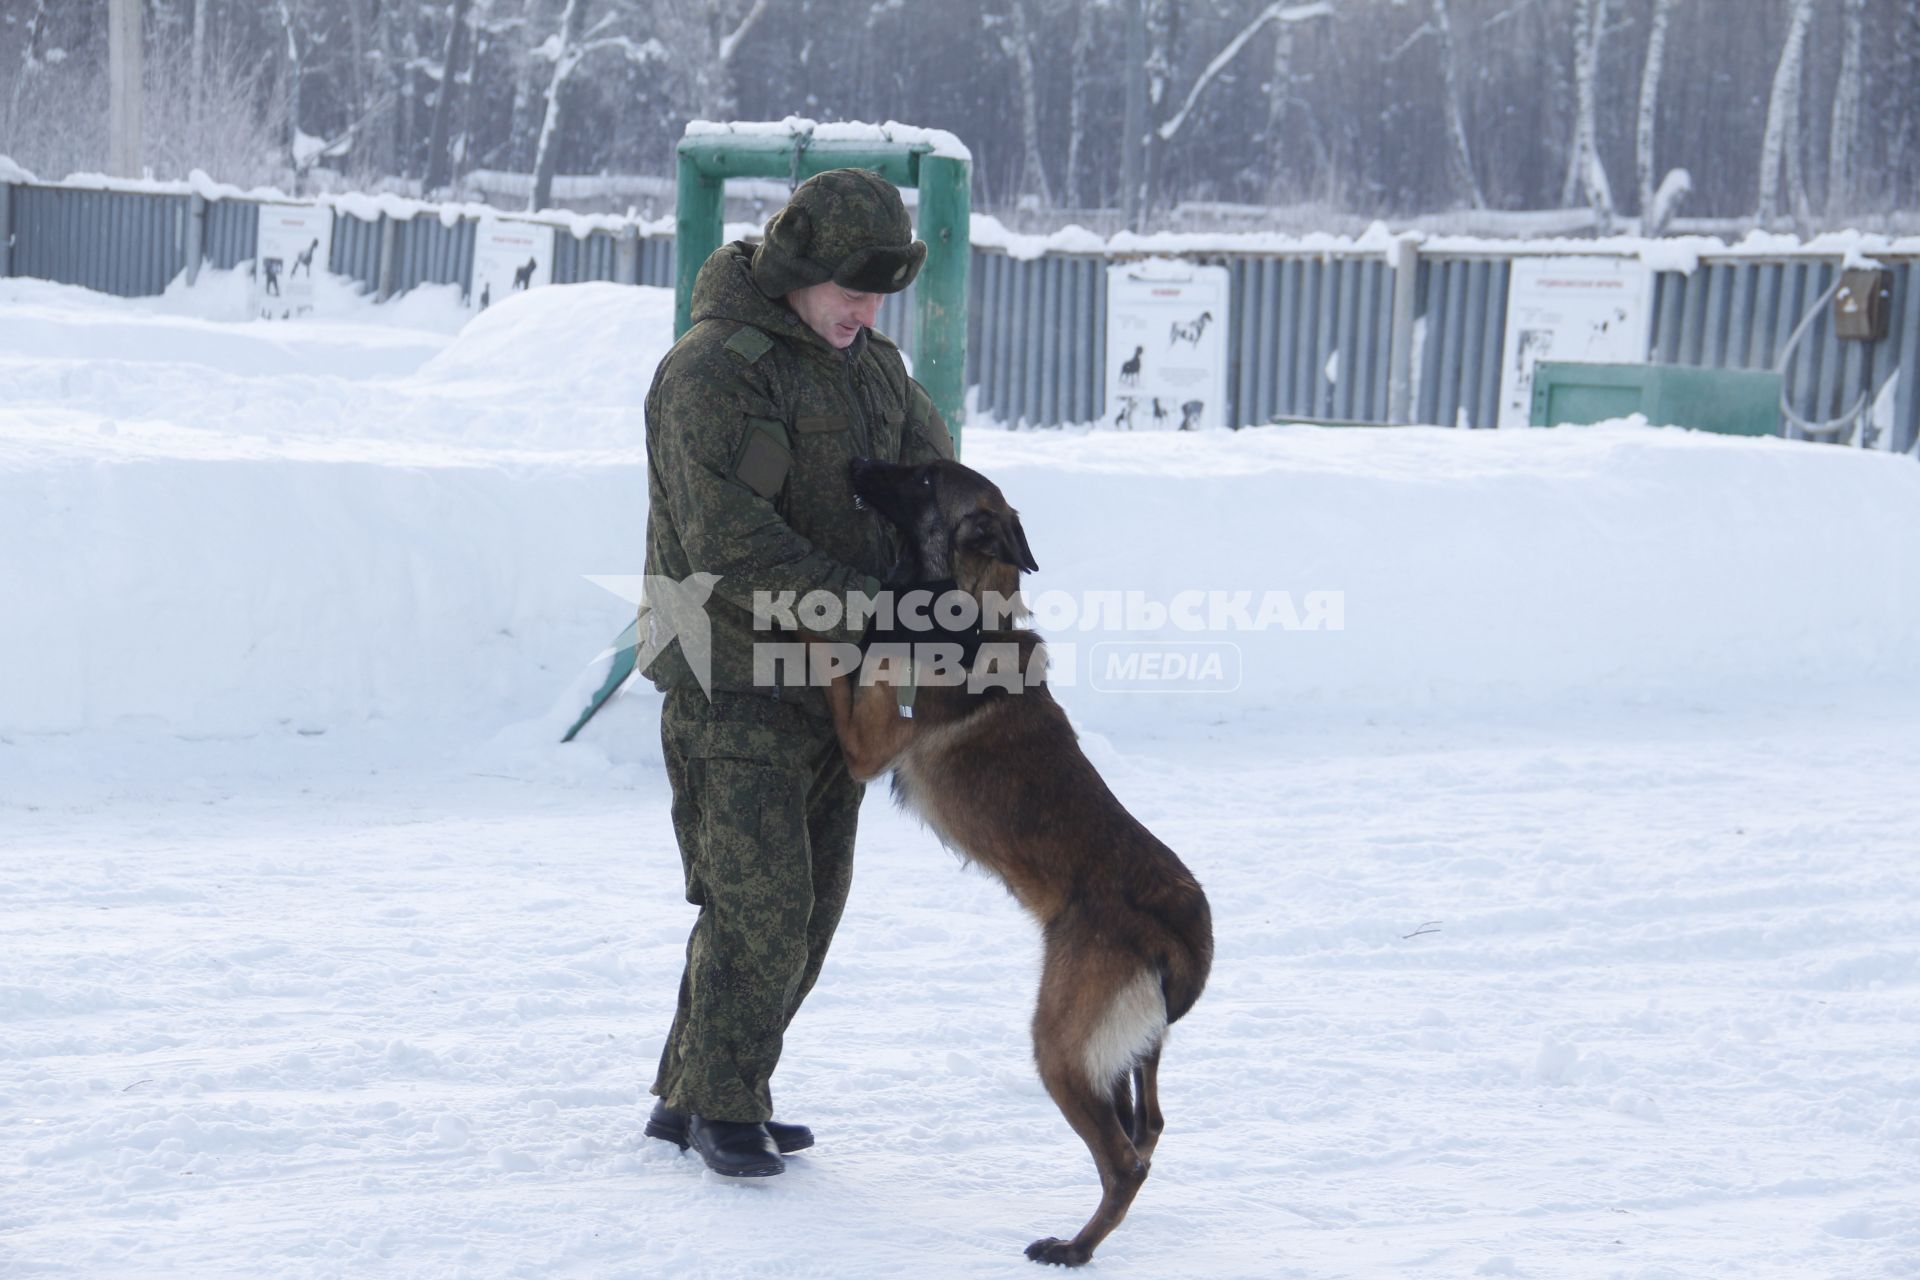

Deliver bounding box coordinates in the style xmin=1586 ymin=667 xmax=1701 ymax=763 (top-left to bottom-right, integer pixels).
xmin=957 ymin=508 xmax=1040 ymax=573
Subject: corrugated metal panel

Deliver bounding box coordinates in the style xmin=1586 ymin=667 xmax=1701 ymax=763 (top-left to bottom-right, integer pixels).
xmin=330 ymin=212 xmax=383 ymax=290
xmin=205 ymin=200 xmax=258 ymax=269
xmin=391 ymin=214 xmax=472 ymax=293
xmin=554 ymin=228 xmax=621 ymax=284
xmin=975 ymin=252 xmax=996 ymax=416
xmin=1474 ymin=260 xmax=1509 ymax=429
xmin=1071 ymin=256 xmax=1098 ymax=422
xmin=1894 ymin=262 xmax=1919 ymax=453
xmin=639 ymin=237 xmax=673 ymax=287
xmin=874 ymin=283 xmax=918 ymax=362
xmin=1005 ymin=256 xmax=1030 ymax=424
xmin=964 ymin=247 xmax=985 ymax=388
xmin=11 ymin=186 xmax=189 ymax=296
xmin=1225 ymin=255 xmax=1395 ymax=426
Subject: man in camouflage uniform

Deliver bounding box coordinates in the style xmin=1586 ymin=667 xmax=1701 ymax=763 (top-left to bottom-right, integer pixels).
xmin=639 ymin=168 xmax=954 ymax=1178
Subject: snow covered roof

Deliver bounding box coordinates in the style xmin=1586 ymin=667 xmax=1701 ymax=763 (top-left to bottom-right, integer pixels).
xmin=971 ymin=212 xmax=1920 ymax=272
xmin=682 ymin=118 xmax=972 ymax=163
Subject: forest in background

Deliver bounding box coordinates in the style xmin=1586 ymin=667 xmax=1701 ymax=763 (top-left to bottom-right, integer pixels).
xmin=2 ymin=0 xmax=1915 ymax=233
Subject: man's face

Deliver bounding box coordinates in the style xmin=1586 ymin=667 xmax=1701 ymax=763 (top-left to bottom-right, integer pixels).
xmin=787 ymin=281 xmax=884 ymax=350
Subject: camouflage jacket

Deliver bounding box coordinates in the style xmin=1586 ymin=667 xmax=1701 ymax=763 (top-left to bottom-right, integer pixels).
xmin=642 ymin=240 xmax=954 ymax=712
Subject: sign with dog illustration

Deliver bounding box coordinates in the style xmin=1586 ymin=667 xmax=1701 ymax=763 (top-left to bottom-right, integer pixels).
xmin=470 ymin=217 xmax=556 ymax=312
xmin=1105 ymin=260 xmax=1231 ymax=430
xmin=1497 ymin=255 xmax=1653 ymax=428
xmin=252 ymin=204 xmax=333 ymax=320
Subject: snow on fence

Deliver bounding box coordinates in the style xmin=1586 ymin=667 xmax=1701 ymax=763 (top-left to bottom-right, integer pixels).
xmin=2 ymin=172 xmax=1915 ymax=451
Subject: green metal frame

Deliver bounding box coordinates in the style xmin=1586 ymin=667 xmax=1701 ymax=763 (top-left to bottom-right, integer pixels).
xmin=674 ymin=126 xmax=971 ymax=451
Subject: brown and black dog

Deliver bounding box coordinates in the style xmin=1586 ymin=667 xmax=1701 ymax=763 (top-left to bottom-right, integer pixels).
xmin=825 ymin=456 xmax=1214 ymax=1268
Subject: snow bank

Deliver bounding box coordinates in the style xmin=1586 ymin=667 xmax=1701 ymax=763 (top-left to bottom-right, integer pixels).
xmin=966 ymin=424 xmax=1920 ymax=712
xmin=5 ymin=280 xmax=1920 ymax=746
xmin=413 ymin=281 xmax=676 ymax=408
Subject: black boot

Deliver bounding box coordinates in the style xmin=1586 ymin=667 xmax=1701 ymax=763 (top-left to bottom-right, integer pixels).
xmin=646 ymin=1099 xmax=815 ymax=1154
xmin=686 ymin=1115 xmax=785 ymax=1178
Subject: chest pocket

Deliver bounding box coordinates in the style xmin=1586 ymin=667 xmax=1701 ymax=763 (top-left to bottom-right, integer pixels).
xmin=881 ymin=409 xmax=909 ymax=460
xmin=788 ymin=414 xmax=857 ymax=525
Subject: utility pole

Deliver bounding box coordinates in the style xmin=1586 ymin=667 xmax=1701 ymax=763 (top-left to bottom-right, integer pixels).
xmin=108 ymin=0 xmax=144 ymax=177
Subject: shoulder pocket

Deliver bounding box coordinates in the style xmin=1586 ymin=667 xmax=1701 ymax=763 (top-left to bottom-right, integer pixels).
xmin=733 ymin=416 xmax=792 ymax=500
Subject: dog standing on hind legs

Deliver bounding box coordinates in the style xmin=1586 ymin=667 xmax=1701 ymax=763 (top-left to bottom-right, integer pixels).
xmin=824 ymin=456 xmax=1214 ymax=1267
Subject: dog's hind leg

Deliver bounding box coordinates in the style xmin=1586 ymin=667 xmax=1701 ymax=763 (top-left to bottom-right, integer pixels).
xmin=1024 ymin=950 xmax=1159 ymax=1267
xmin=1025 ymin=1052 xmax=1147 ymax=1268
xmin=1109 ymin=1073 xmax=1136 ymax=1143
xmin=1130 ymin=1041 xmax=1166 ymax=1162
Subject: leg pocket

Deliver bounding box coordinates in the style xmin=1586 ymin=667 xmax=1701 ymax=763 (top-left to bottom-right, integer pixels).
xmin=689 ymin=756 xmax=815 ymax=996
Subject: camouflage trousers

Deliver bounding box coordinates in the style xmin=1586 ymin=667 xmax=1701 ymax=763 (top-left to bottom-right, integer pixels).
xmin=650 ymin=686 xmax=863 ymax=1123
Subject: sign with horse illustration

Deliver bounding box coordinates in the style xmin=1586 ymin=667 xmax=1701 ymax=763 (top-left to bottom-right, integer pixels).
xmin=252 ymin=204 xmax=333 ymax=320
xmin=1105 ymin=260 xmax=1231 ymax=430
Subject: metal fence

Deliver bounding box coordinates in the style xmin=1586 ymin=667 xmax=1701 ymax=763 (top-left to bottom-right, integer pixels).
xmin=7 ymin=185 xmax=191 ymax=297
xmin=972 ymin=247 xmax=1919 ymax=451
xmin=2 ymin=177 xmax=1914 ymax=453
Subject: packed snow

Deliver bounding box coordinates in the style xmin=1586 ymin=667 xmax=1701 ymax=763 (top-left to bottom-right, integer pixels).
xmin=4 ymin=274 xmax=1920 ymax=1279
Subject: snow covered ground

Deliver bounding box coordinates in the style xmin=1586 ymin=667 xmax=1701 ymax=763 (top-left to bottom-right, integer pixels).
xmin=5 ymin=275 xmax=1920 ymax=1279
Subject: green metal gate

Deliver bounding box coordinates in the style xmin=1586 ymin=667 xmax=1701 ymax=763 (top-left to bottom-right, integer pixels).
xmin=673 ymin=123 xmax=971 ymax=450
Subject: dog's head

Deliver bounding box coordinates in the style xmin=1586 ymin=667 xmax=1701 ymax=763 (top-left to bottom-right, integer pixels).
xmin=850 ymin=457 xmax=1038 ymax=604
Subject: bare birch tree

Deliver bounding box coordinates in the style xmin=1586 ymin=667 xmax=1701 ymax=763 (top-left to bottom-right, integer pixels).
xmin=1756 ymin=0 xmax=1816 ymax=225
xmin=5 ymin=0 xmax=53 ymax=140
xmin=1826 ymin=0 xmax=1865 ymax=214
xmin=652 ymin=0 xmax=772 ymax=122
xmin=191 ymin=0 xmax=208 ymax=125
xmin=1560 ymin=0 xmax=1614 ymax=224
xmin=1261 ymin=9 xmax=1295 ymax=195
xmin=424 ymin=0 xmax=475 ymax=192
xmin=1120 ymin=0 xmax=1147 ymax=227
xmin=1635 ymin=0 xmax=1677 ymax=226
xmin=1142 ymin=0 xmax=1333 ymax=218
xmin=1430 ymin=0 xmax=1484 ymax=210
xmin=1064 ymin=0 xmax=1097 ymax=209
xmin=276 ymin=0 xmax=305 ymax=170
xmin=505 ymin=0 xmax=549 ymax=172
xmin=529 ymin=0 xmax=588 ymax=211
xmin=144 ymin=16 xmax=280 ymax=185
xmin=1002 ymin=0 xmax=1053 ymax=206
xmin=528 ymin=0 xmax=682 ymax=210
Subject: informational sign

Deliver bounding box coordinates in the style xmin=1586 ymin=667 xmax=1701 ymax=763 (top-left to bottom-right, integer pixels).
xmin=1105 ymin=260 xmax=1232 ymax=430
xmin=1498 ymin=256 xmax=1654 ymax=428
xmin=252 ymin=204 xmax=333 ymax=320
xmin=470 ymin=217 xmax=556 ymax=311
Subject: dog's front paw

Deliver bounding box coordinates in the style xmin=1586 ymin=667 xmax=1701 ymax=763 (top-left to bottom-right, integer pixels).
xmin=1024 ymin=1237 xmax=1089 ymax=1267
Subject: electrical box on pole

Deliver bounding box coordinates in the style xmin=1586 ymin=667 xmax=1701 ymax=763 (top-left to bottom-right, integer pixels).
xmin=673 ymin=122 xmax=972 ymax=453
xmin=1833 ymin=268 xmax=1894 ymax=343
